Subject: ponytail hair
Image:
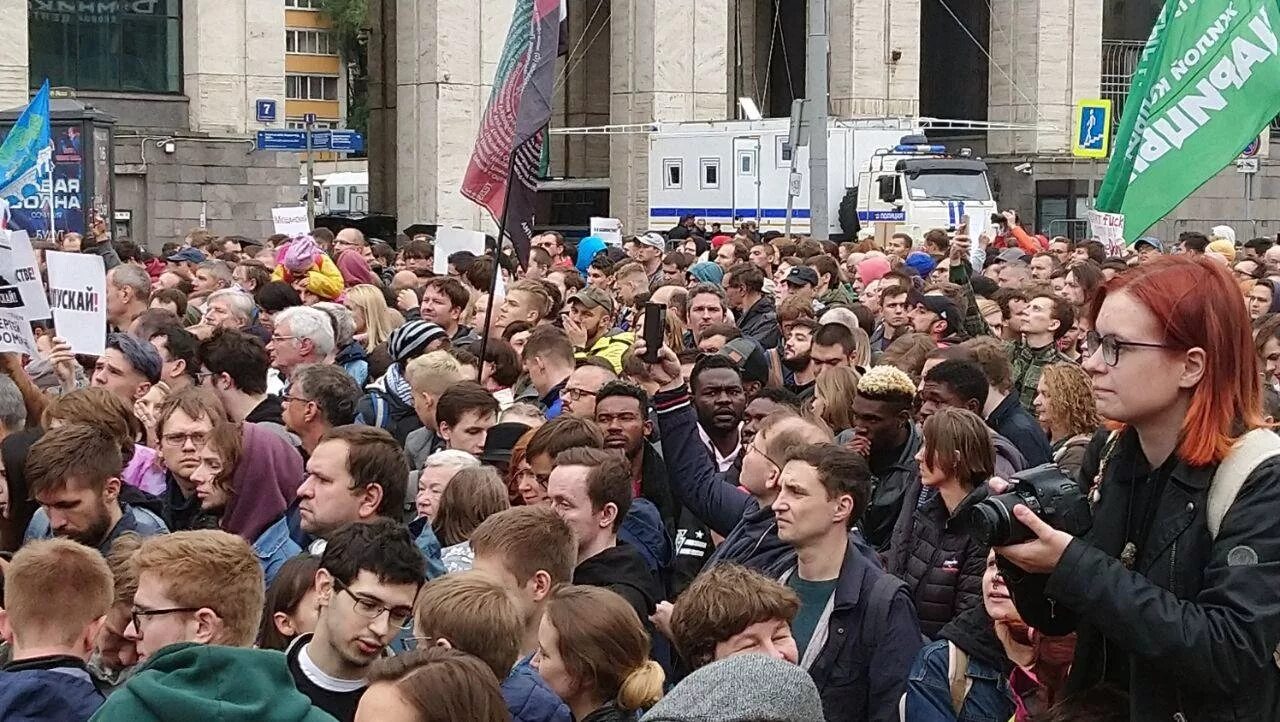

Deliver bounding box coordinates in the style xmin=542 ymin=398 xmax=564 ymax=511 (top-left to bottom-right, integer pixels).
xmin=618 ymin=660 xmax=665 ymax=711
xmin=544 ymin=585 xmax=665 ymax=711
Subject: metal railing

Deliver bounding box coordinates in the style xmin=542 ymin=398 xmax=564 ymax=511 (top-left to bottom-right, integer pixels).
xmin=1104 ymin=38 xmax=1280 ymax=131
xmin=1101 ymin=39 xmax=1145 ymax=126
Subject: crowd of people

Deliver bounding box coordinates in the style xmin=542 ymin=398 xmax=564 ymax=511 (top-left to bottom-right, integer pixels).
xmin=0 ymin=215 xmax=1278 ymax=722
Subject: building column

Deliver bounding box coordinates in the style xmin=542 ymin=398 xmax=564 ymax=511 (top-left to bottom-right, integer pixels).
xmin=183 ymin=0 xmax=285 ymax=135
xmin=609 ymin=0 xmax=730 ymax=233
xmin=987 ymin=0 xmax=1103 ymax=155
xmin=396 ymin=0 xmax=518 ymax=234
xmin=0 ymin=3 xmax=26 ymax=108
xmin=829 ymin=0 xmax=921 ymax=118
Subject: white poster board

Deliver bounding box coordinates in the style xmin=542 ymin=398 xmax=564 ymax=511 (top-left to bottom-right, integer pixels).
xmin=590 ymin=217 xmax=623 ymax=246
xmin=1088 ymin=210 xmax=1126 ymax=256
xmin=0 ymin=231 xmax=51 ymax=321
xmin=433 ymin=227 xmax=486 ymax=275
xmin=272 ymin=206 xmax=310 ymax=237
xmin=0 ymin=286 xmax=38 ymax=357
xmin=45 ymin=251 xmax=106 ymax=356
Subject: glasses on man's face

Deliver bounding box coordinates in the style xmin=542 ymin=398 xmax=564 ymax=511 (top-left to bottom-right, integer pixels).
xmin=282 ymin=394 xmax=313 ymax=406
xmin=333 ymin=577 xmax=414 ymax=630
xmin=270 ymin=334 xmax=298 ymax=345
xmin=162 ymin=431 xmax=208 ymax=448
xmin=746 ymin=440 xmax=782 ymax=471
xmin=1083 ymin=330 xmax=1172 ymax=367
xmin=131 ymin=606 xmax=201 ymax=632
xmin=564 ymin=387 xmax=598 ymax=401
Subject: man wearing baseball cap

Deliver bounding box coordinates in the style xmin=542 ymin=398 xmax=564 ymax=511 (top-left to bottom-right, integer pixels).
xmin=634 ymin=231 xmax=667 ymax=287
xmin=564 ymin=286 xmax=635 ymax=373
xmin=781 ymin=266 xmax=818 ymax=304
xmin=907 ymin=290 xmax=964 ymax=346
xmin=1134 ymin=236 xmax=1164 ymax=263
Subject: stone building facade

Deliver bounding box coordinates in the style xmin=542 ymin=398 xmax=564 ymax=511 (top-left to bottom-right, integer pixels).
xmin=5 ymin=0 xmax=297 ymax=249
xmin=369 ymin=0 xmax=1280 ymax=243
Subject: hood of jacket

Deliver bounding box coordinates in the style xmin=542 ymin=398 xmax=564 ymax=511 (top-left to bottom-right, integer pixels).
xmin=91 ymin=643 xmax=335 ymax=722
xmin=938 ymin=605 xmax=1014 ymax=674
xmin=574 ymin=542 xmax=662 ymax=613
xmin=334 ymin=341 xmax=367 ymax=366
xmin=0 ymin=663 xmax=104 ymax=721
xmin=619 ymin=496 xmax=672 ymax=573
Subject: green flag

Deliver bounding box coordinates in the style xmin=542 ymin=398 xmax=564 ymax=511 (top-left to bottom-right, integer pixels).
xmin=1096 ymin=0 xmax=1280 ymax=241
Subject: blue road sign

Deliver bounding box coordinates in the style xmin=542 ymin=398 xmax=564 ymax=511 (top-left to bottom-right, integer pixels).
xmin=256 ymin=130 xmax=309 ymax=151
xmin=255 ymin=99 xmax=277 ymax=123
xmin=310 ymin=131 xmax=331 ymax=149
xmin=329 ymin=130 xmax=364 ymax=153
xmin=1072 ymin=99 xmax=1112 ymax=158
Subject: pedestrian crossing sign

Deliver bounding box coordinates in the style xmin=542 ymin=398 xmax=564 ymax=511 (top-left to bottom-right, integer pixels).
xmin=1072 ymin=99 xmax=1112 ymax=159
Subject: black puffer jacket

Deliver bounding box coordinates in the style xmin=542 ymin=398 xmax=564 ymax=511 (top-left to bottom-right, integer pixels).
xmin=885 ymin=479 xmax=988 ymax=639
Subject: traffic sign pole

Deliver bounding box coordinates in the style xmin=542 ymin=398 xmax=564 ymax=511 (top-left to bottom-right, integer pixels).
xmin=305 ymin=117 xmax=315 ymax=229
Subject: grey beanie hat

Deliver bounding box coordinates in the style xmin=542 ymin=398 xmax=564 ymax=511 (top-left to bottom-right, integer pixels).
xmin=640 ymin=654 xmax=824 ymax=722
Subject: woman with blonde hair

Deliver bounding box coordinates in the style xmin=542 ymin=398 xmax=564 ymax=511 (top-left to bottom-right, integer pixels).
xmin=1033 ymin=362 xmax=1101 ymax=480
xmin=344 ymin=284 xmax=403 ymax=380
xmin=811 ymin=365 xmax=861 ymax=437
xmin=533 ymin=585 xmax=665 ymax=721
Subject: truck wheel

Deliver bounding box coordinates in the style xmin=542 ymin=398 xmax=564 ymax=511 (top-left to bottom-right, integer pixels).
xmin=838 ymin=187 xmax=860 ymax=238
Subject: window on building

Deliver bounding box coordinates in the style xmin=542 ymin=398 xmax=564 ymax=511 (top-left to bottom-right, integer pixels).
xmin=336 ymin=186 xmax=347 ymax=205
xmin=286 ymin=29 xmax=337 ymax=55
xmin=29 ymin=0 xmax=182 ymax=94
xmin=778 ymin=138 xmax=793 ymax=165
xmin=286 ymin=75 xmax=339 ymax=101
xmin=664 ymin=159 xmax=683 ymax=189
xmin=700 ymin=159 xmax=720 ymax=189
xmin=286 ymin=118 xmax=336 ymax=130
xmin=284 ymin=0 xmax=322 ymax=8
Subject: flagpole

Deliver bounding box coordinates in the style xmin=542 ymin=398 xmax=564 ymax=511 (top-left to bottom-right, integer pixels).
xmin=42 ymin=148 xmax=54 ymax=242
xmin=475 ymin=140 xmax=526 ymax=383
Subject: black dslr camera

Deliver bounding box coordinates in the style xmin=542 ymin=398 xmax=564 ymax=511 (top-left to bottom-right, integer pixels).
xmin=954 ymin=464 xmax=1093 ymax=547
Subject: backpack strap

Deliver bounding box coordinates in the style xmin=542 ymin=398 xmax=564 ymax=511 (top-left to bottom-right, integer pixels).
xmin=946 ymin=641 xmax=973 ymax=715
xmin=370 ymin=392 xmax=390 ymax=431
xmin=1209 ymin=429 xmax=1280 ymax=539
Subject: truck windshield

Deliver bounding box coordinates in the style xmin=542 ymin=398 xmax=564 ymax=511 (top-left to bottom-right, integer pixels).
xmin=904 ymin=171 xmax=992 ymax=202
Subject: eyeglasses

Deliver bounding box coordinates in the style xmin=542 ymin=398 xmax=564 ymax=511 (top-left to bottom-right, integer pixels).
xmin=564 ymin=387 xmax=598 ymax=401
xmin=1083 ymin=330 xmax=1172 ymax=367
xmin=333 ymin=577 xmax=414 ymax=630
xmin=131 ymin=606 xmax=201 ymax=631
xmin=270 ymin=334 xmax=298 ymax=344
xmin=282 ymin=394 xmax=313 ymax=405
xmin=746 ymin=440 xmax=782 ymax=470
xmin=195 ymin=370 xmax=215 ymax=383
xmin=162 ymin=431 xmax=209 ymax=448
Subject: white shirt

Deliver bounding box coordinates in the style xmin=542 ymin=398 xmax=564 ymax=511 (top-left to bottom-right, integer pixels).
xmin=698 ymin=422 xmax=742 ymax=473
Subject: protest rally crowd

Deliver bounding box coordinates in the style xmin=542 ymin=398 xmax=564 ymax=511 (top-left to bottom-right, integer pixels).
xmin=0 ymin=214 xmax=1279 ymax=722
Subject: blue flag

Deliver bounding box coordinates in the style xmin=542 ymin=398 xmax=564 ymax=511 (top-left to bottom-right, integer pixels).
xmin=0 ymin=81 xmax=52 ymax=233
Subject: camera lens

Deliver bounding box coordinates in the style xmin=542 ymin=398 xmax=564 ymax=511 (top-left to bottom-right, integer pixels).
xmin=963 ymin=501 xmax=1012 ymax=547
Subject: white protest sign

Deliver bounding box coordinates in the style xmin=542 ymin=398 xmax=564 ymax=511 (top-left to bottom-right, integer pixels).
xmin=272 ymin=206 xmax=310 ymax=237
xmin=0 ymin=286 xmax=38 ymax=357
xmin=0 ymin=231 xmax=51 ymax=321
xmin=590 ymin=217 xmax=623 ymax=246
xmin=434 ymin=227 xmax=486 ymax=275
xmin=1088 ymin=209 xmax=1126 ymax=256
xmin=46 ymin=251 xmax=106 ymax=356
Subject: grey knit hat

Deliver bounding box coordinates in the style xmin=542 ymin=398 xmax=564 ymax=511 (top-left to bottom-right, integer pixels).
xmin=640 ymin=654 xmax=824 ymax=722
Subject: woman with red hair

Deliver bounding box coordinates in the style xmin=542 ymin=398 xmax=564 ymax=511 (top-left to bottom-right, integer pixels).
xmin=994 ymin=255 xmax=1280 ymax=721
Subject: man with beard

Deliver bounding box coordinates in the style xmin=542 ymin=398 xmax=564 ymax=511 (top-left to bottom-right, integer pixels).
xmin=691 ymin=355 xmax=748 ymax=474
xmin=564 ymin=286 xmax=634 ymax=374
xmin=288 ymin=519 xmax=425 ymax=720
xmin=593 ymin=382 xmax=679 ymax=539
xmin=847 ymin=366 xmax=921 ymax=551
xmin=23 ymin=423 xmax=168 ymax=555
xmin=781 ymin=319 xmax=818 ymax=398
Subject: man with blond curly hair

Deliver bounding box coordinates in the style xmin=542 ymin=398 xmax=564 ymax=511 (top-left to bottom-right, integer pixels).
xmin=849 ymin=365 xmax=921 ymax=550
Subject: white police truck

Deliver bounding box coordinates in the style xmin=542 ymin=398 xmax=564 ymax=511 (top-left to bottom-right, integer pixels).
xmin=646 ymin=117 xmax=996 ymax=239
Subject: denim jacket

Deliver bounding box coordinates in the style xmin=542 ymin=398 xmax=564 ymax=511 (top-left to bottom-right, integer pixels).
xmin=408 ymin=516 xmax=447 ymax=579
xmin=254 ymin=515 xmax=302 ymax=586
xmin=904 ymin=639 xmax=1015 ymax=722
